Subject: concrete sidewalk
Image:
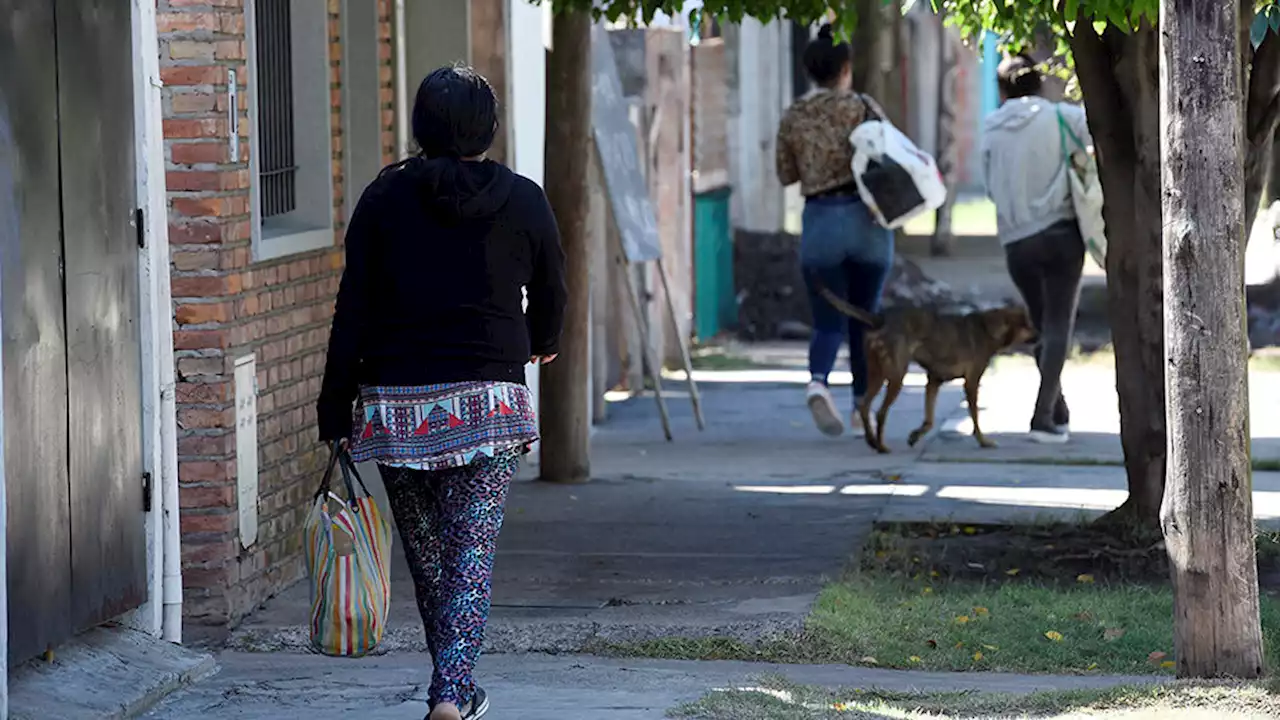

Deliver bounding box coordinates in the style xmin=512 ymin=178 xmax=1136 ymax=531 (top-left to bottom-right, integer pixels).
xmin=144 ymin=652 xmax=1166 ymax=720
xmin=232 ymin=378 xmax=958 ymax=654
xmin=231 ymin=356 xmax=1280 ymax=654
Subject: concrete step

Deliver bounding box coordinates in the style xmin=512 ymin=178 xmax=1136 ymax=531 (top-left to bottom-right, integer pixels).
xmin=9 ymin=626 xmax=216 ymax=719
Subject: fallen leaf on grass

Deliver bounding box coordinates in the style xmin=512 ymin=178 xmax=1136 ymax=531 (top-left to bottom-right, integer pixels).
xmin=1045 ymin=631 xmax=1064 ymax=642
xmin=982 ymin=644 xmax=999 ymax=651
xmin=963 ymin=526 xmax=978 ymax=535
xmin=922 ymin=587 xmax=933 ymax=594
xmin=833 ymin=702 xmax=851 ymax=711
xmin=973 ymin=651 xmax=984 ymax=661
xmin=1077 ymin=573 xmax=1096 ymax=584
xmin=1104 ymin=627 xmax=1126 ymax=642
xmin=954 ymin=641 xmax=965 ymax=649
xmin=1161 ymin=661 xmax=1176 ymax=669
xmin=966 ymin=562 xmax=985 ymax=570
xmin=926 ymin=639 xmax=938 ymax=648
xmin=954 ymin=615 xmax=971 ymax=624
xmin=1073 ymin=611 xmax=1095 ymax=623
xmin=859 ymin=656 xmax=879 ymax=665
xmin=1005 ymin=568 xmax=1021 ymax=576
xmin=909 ymin=655 xmax=922 ymax=663
xmin=974 ymin=607 xmax=990 ymax=617
xmin=1148 ymin=651 xmax=1168 ymax=664
xmin=930 ymin=570 xmax=940 ymax=578
xmin=1087 ymin=662 xmax=1099 ymax=671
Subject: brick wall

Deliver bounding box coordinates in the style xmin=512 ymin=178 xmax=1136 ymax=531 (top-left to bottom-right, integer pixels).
xmin=160 ymin=0 xmax=396 ymax=625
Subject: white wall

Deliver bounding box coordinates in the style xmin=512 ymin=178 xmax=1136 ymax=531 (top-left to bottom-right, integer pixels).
xmin=730 ymin=18 xmax=789 ymax=233
xmin=508 ymin=0 xmax=551 ymax=463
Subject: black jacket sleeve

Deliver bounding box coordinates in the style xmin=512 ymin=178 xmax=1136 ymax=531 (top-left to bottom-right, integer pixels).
xmin=525 ymin=185 xmax=567 ymax=356
xmin=317 ymin=184 xmax=378 ymax=441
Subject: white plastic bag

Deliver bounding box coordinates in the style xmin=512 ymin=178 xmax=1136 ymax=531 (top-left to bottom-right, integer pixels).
xmin=1057 ymin=106 xmax=1107 ymax=271
xmin=849 ymin=117 xmax=947 ymax=229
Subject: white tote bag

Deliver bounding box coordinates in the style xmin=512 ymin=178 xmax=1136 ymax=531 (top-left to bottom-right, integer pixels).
xmin=849 ymin=98 xmax=947 ymax=229
xmin=1057 ymin=106 xmax=1108 ymax=270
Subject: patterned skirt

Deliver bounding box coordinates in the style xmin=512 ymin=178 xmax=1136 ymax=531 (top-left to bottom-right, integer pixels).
xmin=349 ymin=381 xmax=538 ymax=471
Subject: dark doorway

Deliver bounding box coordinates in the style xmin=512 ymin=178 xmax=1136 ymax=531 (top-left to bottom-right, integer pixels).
xmin=0 ymin=0 xmax=146 ymax=662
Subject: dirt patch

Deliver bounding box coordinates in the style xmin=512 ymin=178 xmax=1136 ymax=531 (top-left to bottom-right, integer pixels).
xmin=862 ymin=522 xmax=1280 ymax=590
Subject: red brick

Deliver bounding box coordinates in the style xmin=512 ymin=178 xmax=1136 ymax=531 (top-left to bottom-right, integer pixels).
xmin=169 ymin=221 xmax=221 ymax=245
xmin=160 ymin=65 xmax=226 ymax=86
xmin=177 ymin=433 xmax=234 ymax=457
xmin=171 ymin=141 xmax=228 ymax=165
xmin=173 ymin=196 xmax=230 ymax=218
xmin=180 ymin=460 xmax=236 ymax=484
xmin=214 ymin=40 xmax=245 ymax=60
xmin=170 ymin=92 xmax=218 ymax=114
xmin=169 ymin=40 xmax=216 ymax=61
xmin=173 ymin=249 xmax=220 ymax=271
xmin=174 ymin=330 xmax=231 ymax=352
xmin=178 ymin=407 xmax=233 ymax=430
xmin=218 ymin=13 xmax=245 ymax=34
xmin=172 ymin=273 xmax=241 ymax=296
xmin=182 ymin=539 xmax=237 ymax=567
xmin=179 ymin=509 xmax=236 ymax=535
xmin=175 ymin=301 xmax=230 ymax=324
xmin=157 ymin=11 xmax=218 ymax=33
xmin=164 ymin=117 xmax=225 ymax=139
xmin=177 ymin=356 xmax=226 ymax=379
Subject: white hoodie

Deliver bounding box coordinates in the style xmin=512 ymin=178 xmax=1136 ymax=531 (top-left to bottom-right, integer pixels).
xmin=981 ymin=96 xmax=1092 ymax=245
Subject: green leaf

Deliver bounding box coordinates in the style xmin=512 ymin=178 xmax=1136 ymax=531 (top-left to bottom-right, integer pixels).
xmin=1064 ymin=0 xmax=1079 ymax=21
xmin=1270 ymin=5 xmax=1280 ymax=31
xmin=1253 ymin=10 xmax=1270 ymax=47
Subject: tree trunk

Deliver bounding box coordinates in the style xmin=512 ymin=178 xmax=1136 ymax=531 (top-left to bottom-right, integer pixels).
xmin=850 ymin=0 xmax=886 ymax=101
xmin=1160 ymin=0 xmax=1264 ymax=677
xmin=1070 ymin=23 xmax=1167 ymax=529
xmin=539 ymin=10 xmax=593 ymax=484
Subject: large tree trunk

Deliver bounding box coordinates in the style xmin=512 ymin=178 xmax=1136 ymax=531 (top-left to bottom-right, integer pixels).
xmin=1071 ymin=23 xmax=1167 ymax=528
xmin=1160 ymin=0 xmax=1264 ymax=678
xmin=539 ymin=10 xmax=594 ymax=484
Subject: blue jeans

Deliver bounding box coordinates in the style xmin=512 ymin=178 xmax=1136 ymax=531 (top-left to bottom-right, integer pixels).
xmin=800 ymin=196 xmax=894 ymax=400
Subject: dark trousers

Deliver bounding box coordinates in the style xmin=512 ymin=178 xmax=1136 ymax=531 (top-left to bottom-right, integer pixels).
xmin=378 ymin=450 xmax=520 ymax=709
xmin=1004 ymin=220 xmax=1086 ymax=429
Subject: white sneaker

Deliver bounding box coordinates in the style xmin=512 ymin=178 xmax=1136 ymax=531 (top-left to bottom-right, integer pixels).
xmin=849 ymin=411 xmax=867 ymax=438
xmin=806 ymin=382 xmax=845 ymax=437
xmin=1029 ymin=428 xmax=1069 ymax=444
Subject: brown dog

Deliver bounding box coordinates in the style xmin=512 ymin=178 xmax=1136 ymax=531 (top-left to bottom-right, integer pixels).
xmin=815 ymin=285 xmax=1037 ymax=453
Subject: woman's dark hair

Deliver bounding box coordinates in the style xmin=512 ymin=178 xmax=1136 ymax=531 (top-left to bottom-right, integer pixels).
xmin=411 ymin=65 xmax=498 ymax=159
xmin=996 ymin=53 xmax=1042 ymax=99
xmin=803 ymin=24 xmax=851 ymax=87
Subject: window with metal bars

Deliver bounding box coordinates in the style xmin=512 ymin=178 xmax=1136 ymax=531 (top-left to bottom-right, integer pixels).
xmin=255 ymin=0 xmax=297 ymax=219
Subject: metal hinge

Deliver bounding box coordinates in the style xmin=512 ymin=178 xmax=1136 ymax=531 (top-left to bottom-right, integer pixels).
xmin=142 ymin=472 xmax=153 ymax=513
xmin=135 ymin=207 xmax=145 ymax=249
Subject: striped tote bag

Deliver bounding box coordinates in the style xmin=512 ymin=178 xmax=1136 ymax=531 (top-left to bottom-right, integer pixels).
xmin=304 ymin=445 xmax=393 ymax=657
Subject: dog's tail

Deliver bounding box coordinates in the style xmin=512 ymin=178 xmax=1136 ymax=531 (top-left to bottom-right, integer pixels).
xmin=808 ymin=275 xmax=886 ymax=330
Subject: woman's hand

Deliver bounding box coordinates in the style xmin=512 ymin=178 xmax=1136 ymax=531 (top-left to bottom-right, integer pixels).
xmin=529 ymin=354 xmax=558 ymax=366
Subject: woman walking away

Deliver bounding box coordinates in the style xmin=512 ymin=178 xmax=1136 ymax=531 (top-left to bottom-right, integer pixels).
xmin=776 ymin=25 xmax=894 ymax=438
xmin=318 ymin=66 xmax=567 ymax=720
xmin=981 ymin=54 xmax=1087 ymax=444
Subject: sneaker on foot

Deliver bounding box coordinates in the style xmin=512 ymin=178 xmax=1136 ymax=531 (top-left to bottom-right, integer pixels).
xmin=849 ymin=411 xmax=867 ymax=438
xmin=462 ymin=688 xmax=489 ymax=719
xmin=806 ymin=382 xmax=845 ymax=437
xmin=1029 ymin=426 xmax=1069 ymax=444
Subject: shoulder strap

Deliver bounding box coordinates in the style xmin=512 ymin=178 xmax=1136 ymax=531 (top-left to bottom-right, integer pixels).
xmin=860 ymin=94 xmax=882 ymax=122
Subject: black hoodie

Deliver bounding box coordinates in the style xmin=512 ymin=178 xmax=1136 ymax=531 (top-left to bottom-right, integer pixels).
xmin=317 ymin=157 xmax=567 ymax=441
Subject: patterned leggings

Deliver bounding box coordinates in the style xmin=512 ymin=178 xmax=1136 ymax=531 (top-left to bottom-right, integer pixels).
xmin=378 ymin=450 xmax=520 ymax=708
